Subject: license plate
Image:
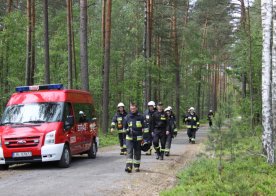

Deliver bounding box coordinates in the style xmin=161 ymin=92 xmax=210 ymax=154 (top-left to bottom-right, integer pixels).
xmin=13 ymin=152 xmax=32 ymax=158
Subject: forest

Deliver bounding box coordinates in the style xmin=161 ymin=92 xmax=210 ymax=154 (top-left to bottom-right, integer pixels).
xmin=1 ymin=0 xmax=276 ymax=193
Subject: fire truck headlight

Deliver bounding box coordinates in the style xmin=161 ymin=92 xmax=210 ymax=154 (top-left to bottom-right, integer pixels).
xmin=44 ymin=130 xmax=56 ymax=145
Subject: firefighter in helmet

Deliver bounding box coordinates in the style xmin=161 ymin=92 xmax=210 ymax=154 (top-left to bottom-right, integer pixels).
xmin=124 ymin=103 xmax=145 ymax=173
xmin=142 ymin=101 xmax=156 ymax=155
xmin=111 ymin=102 xmax=128 ymax=155
xmin=207 ymin=110 xmax=214 ymax=127
xmin=150 ymin=102 xmax=169 ymax=160
xmin=164 ymin=106 xmax=177 ymax=156
xmin=185 ymin=107 xmax=200 ymax=144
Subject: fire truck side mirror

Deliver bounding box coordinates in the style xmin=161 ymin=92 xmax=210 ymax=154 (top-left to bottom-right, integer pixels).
xmin=64 ymin=115 xmax=74 ymax=131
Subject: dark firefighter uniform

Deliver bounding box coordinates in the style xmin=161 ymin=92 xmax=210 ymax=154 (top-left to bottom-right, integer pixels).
xmin=124 ymin=111 xmax=145 ymax=172
xmin=207 ymin=111 xmax=214 ymax=127
xmin=165 ymin=111 xmax=177 ymax=156
xmin=150 ymin=109 xmax=169 ymax=160
xmin=143 ymin=108 xmax=156 ymax=155
xmin=185 ymin=112 xmax=200 ymax=143
xmin=111 ymin=111 xmax=128 ymax=155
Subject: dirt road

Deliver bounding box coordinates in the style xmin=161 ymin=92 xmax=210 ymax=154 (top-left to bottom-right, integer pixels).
xmin=0 ymin=126 xmax=209 ymax=196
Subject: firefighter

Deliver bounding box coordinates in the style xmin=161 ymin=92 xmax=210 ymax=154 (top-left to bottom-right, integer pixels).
xmin=111 ymin=102 xmax=128 ymax=155
xmin=150 ymin=102 xmax=169 ymax=160
xmin=79 ymin=111 xmax=87 ymax=123
xmin=124 ymin=103 xmax=145 ymax=173
xmin=207 ymin=110 xmax=214 ymax=127
xmin=164 ymin=107 xmax=177 ymax=156
xmin=143 ymin=101 xmax=156 ymax=155
xmin=185 ymin=107 xmax=200 ymax=144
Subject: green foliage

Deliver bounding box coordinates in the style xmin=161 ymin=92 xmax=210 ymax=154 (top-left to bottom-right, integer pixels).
xmin=162 ymin=153 xmax=276 ymax=195
xmin=98 ymin=131 xmax=119 ymax=147
xmin=162 ymin=117 xmax=276 ymax=195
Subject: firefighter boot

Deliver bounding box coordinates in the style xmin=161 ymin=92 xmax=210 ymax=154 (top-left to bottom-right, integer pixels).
xmin=191 ymin=138 xmax=195 ymax=144
xmin=123 ymin=147 xmax=127 ymax=155
xmin=134 ymin=167 xmax=140 ymax=172
xmin=155 ymin=151 xmax=160 ymax=160
xmin=165 ymin=151 xmax=170 ymax=156
xmin=120 ymin=148 xmax=124 ymax=155
xmin=160 ymin=152 xmax=164 ymax=160
xmin=125 ymin=167 xmax=132 ymax=173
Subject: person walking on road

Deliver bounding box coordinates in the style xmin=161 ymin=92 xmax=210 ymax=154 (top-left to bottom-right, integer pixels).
xmin=124 ymin=103 xmax=145 ymax=173
xmin=185 ymin=107 xmax=200 ymax=144
xmin=111 ymin=102 xmax=128 ymax=155
xmin=143 ymin=101 xmax=156 ymax=155
xmin=164 ymin=107 xmax=177 ymax=156
xmin=207 ymin=110 xmax=214 ymax=127
xmin=150 ymin=102 xmax=169 ymax=160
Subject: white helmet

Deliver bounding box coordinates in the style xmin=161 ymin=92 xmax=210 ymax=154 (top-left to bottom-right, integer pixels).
xmin=79 ymin=111 xmax=84 ymax=115
xmin=167 ymin=106 xmax=172 ymax=111
xmin=190 ymin=107 xmax=195 ymax=111
xmin=148 ymin=101 xmax=155 ymax=107
xmin=164 ymin=107 xmax=170 ymax=112
xmin=117 ymin=102 xmax=125 ymax=107
xmin=210 ymin=110 xmax=213 ymax=112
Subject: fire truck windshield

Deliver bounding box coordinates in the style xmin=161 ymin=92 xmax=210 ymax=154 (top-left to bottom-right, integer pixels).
xmin=1 ymin=102 xmax=63 ymax=125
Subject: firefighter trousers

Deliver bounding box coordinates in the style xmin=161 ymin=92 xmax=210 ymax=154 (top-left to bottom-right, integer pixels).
xmin=187 ymin=128 xmax=197 ymax=139
xmin=126 ymin=139 xmax=142 ymax=169
xmin=153 ymin=130 xmax=166 ymax=155
xmin=165 ymin=133 xmax=173 ymax=153
xmin=118 ymin=132 xmax=126 ymax=151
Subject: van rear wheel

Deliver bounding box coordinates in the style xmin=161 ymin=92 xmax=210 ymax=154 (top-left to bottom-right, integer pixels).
xmin=87 ymin=139 xmax=97 ymax=159
xmin=0 ymin=164 xmax=9 ymax=170
xmin=58 ymin=144 xmax=71 ymax=168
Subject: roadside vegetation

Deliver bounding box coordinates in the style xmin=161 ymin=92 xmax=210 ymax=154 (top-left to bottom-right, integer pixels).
xmin=98 ymin=131 xmax=118 ymax=148
xmin=162 ymin=89 xmax=276 ymax=195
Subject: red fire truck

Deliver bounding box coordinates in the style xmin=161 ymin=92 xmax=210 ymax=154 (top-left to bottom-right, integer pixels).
xmin=0 ymin=84 xmax=98 ymax=169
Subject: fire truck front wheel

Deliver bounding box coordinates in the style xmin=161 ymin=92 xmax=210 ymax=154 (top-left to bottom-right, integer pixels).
xmin=87 ymin=138 xmax=97 ymax=159
xmin=58 ymin=144 xmax=71 ymax=168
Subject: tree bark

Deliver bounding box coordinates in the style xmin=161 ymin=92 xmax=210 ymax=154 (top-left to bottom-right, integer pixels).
xmin=102 ymin=0 xmax=112 ymax=134
xmin=172 ymin=0 xmax=180 ymax=127
xmin=71 ymin=2 xmax=77 ymax=88
xmin=67 ymin=0 xmax=73 ymax=89
xmin=261 ymin=0 xmax=274 ymax=164
xmin=271 ymin=0 xmax=276 ymax=163
xmin=80 ymin=0 xmax=89 ymax=91
xmin=25 ymin=0 xmax=32 ymax=85
xmin=43 ymin=0 xmax=50 ymax=84
xmin=30 ymin=0 xmax=35 ymax=85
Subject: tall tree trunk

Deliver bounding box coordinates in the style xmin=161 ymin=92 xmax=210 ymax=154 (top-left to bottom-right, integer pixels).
xmin=80 ymin=0 xmax=89 ymax=91
xmin=247 ymin=0 xmax=254 ymax=130
xmin=71 ymin=2 xmax=77 ymax=88
xmin=25 ymin=0 xmax=32 ymax=85
xmin=240 ymin=0 xmax=247 ymax=98
xmin=7 ymin=0 xmax=13 ymax=12
xmin=43 ymin=0 xmax=50 ymax=84
xmin=271 ymin=0 xmax=276 ymax=163
xmin=261 ymin=0 xmax=274 ymax=164
xmin=184 ymin=0 xmax=189 ymax=26
xmin=102 ymin=0 xmax=112 ymax=134
xmin=30 ymin=0 xmax=35 ymax=85
xmin=172 ymin=0 xmax=180 ymax=127
xmin=67 ymin=0 xmax=73 ymax=89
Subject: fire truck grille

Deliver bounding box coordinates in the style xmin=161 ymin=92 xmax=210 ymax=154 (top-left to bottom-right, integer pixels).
xmin=4 ymin=136 xmax=40 ymax=148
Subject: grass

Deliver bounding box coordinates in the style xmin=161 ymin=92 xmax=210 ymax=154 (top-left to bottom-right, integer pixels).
xmin=161 ymin=121 xmax=276 ymax=196
xmin=98 ymin=130 xmax=119 ymax=147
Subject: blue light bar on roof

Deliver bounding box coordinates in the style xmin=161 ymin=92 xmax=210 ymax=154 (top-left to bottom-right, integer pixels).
xmin=15 ymin=84 xmax=63 ymax=92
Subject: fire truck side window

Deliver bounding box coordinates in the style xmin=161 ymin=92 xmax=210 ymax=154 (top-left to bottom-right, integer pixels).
xmin=73 ymin=103 xmax=95 ymax=123
xmin=63 ymin=103 xmax=73 ymax=122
